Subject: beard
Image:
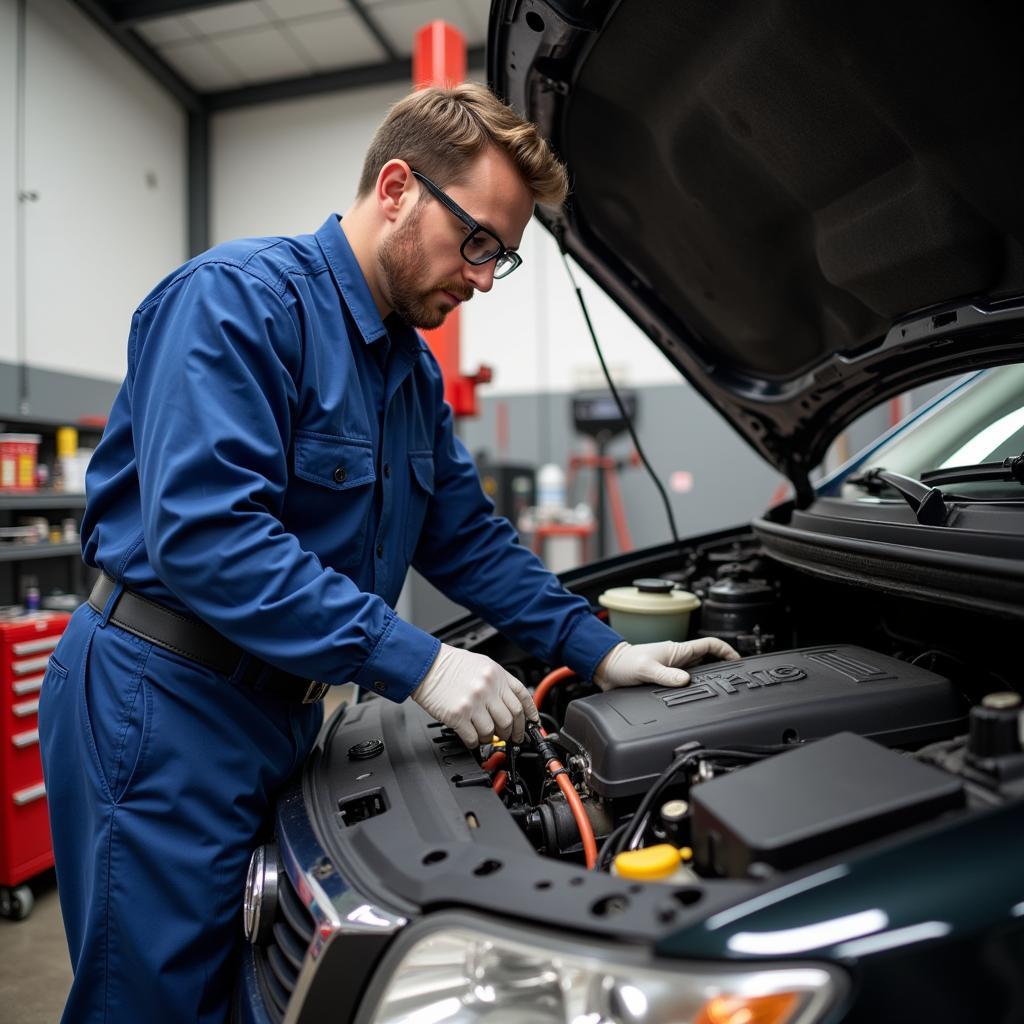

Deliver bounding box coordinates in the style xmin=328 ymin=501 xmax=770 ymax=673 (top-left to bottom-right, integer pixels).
xmin=377 ymin=204 xmax=472 ymax=329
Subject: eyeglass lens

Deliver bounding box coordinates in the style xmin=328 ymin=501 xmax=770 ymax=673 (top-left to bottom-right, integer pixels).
xmin=461 ymin=229 xmax=520 ymax=278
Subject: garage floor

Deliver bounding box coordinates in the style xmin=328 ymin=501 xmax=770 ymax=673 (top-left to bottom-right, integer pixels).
xmin=0 ymin=870 xmax=71 ymax=1023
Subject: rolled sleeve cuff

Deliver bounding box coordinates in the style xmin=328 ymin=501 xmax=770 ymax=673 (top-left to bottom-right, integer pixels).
xmin=353 ymin=612 xmax=441 ymax=703
xmin=559 ymin=613 xmax=623 ymax=682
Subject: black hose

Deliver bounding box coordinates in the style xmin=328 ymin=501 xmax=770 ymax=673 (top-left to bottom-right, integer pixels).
xmin=613 ymin=747 xmax=769 ymax=858
xmin=560 ymin=251 xmax=680 ymax=547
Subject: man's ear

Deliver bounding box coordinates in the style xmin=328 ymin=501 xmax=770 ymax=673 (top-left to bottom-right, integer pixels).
xmin=376 ymin=160 xmax=414 ymax=224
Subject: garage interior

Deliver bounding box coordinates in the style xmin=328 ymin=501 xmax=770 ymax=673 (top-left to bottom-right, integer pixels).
xmin=0 ymin=2 xmax=990 ymax=1022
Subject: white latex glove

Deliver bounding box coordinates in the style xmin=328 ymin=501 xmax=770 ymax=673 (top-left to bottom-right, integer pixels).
xmin=411 ymin=643 xmax=540 ymax=747
xmin=593 ymin=637 xmax=741 ymax=691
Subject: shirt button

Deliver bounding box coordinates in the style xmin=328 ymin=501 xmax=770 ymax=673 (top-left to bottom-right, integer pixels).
xmin=373 ymin=681 xmax=386 ymax=694
xmin=383 ymin=463 xmax=391 ymax=479
xmin=333 ymin=466 xmax=347 ymax=484
xmin=376 ymin=543 xmax=384 ymax=558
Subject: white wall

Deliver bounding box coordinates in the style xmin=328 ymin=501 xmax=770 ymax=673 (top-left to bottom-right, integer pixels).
xmin=211 ymin=83 xmax=682 ymax=396
xmin=211 ymin=80 xmax=410 ymax=244
xmin=2 ymin=0 xmax=187 ymax=386
xmin=0 ymin=0 xmax=20 ymax=366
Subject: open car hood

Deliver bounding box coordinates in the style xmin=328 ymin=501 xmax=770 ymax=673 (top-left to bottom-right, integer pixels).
xmin=488 ymin=0 xmax=1024 ymax=502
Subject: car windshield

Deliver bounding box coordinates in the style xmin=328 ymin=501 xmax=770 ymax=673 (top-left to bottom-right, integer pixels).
xmin=843 ymin=363 xmax=1024 ymax=500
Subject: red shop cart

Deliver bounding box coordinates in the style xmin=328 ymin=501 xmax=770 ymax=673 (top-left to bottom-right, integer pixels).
xmin=0 ymin=611 xmax=69 ymax=920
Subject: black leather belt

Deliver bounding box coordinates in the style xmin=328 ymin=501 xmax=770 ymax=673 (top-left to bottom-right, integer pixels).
xmin=89 ymin=575 xmax=329 ymax=704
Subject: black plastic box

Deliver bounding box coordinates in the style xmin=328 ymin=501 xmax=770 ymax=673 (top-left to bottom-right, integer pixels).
xmin=558 ymin=645 xmax=965 ymax=798
xmin=691 ymin=732 xmax=965 ymax=877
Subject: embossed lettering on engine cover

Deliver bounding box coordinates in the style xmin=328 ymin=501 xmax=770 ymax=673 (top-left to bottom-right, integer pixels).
xmin=656 ymin=665 xmax=806 ymax=707
xmin=804 ymin=649 xmax=895 ymax=683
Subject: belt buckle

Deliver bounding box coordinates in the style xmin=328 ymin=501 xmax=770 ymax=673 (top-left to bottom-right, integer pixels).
xmin=302 ymin=680 xmax=330 ymax=704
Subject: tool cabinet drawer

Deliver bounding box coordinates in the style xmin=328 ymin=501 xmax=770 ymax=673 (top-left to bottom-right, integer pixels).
xmin=0 ymin=612 xmax=70 ymax=889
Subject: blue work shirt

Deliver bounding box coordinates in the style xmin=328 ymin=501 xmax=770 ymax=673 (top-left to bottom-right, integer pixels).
xmin=82 ymin=215 xmax=621 ymax=701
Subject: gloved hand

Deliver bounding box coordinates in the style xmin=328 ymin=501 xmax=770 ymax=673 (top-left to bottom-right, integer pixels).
xmin=593 ymin=637 xmax=740 ymax=691
xmin=411 ymin=643 xmax=540 ymax=747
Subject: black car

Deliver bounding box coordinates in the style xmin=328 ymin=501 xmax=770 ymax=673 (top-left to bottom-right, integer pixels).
xmin=236 ymin=2 xmax=1024 ymax=1021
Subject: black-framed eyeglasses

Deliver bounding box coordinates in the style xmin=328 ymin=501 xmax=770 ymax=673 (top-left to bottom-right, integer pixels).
xmin=411 ymin=170 xmax=523 ymax=280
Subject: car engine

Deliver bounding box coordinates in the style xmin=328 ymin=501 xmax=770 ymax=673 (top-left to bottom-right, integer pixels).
xmin=461 ymin=538 xmax=1024 ymax=884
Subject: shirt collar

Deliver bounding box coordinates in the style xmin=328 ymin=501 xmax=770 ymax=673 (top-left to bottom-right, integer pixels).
xmin=315 ymin=214 xmax=429 ymax=354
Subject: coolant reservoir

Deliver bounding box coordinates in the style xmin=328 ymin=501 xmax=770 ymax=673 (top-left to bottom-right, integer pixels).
xmin=612 ymin=844 xmax=699 ymax=884
xmin=598 ymin=578 xmax=700 ymax=644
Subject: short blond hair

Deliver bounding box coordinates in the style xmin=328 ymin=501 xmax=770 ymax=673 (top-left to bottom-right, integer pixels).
xmin=357 ymin=82 xmax=568 ymax=208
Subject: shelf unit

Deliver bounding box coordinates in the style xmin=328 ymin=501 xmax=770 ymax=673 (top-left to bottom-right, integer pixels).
xmin=0 ymin=544 xmax=83 ymax=565
xmin=0 ymin=493 xmax=87 ymax=511
xmin=0 ymin=414 xmax=105 ymax=610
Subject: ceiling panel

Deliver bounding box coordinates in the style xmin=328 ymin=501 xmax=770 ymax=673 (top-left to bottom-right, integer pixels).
xmin=210 ymin=25 xmax=314 ymax=83
xmin=372 ymin=0 xmax=487 ymax=54
xmin=184 ymin=2 xmax=270 ymax=36
xmin=159 ymin=37 xmax=245 ymax=90
xmin=285 ymin=11 xmax=388 ymax=71
xmin=134 ymin=15 xmax=195 ymax=46
xmin=262 ymin=0 xmax=346 ymax=17
xmin=123 ymin=0 xmax=484 ymax=96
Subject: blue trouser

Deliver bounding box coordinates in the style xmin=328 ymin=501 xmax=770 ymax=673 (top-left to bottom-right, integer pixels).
xmin=38 ymin=601 xmax=323 ymax=1023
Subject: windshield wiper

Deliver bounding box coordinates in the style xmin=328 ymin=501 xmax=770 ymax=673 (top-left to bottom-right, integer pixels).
xmin=920 ymin=452 xmax=1024 ymax=488
xmin=846 ymin=468 xmax=949 ymax=526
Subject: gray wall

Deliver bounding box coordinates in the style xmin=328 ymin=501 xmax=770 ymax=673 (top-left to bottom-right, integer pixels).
xmin=0 ymin=361 xmax=120 ymax=424
xmin=408 ymin=382 xmax=788 ymax=631
xmin=0 ymin=363 xmax=951 ymax=633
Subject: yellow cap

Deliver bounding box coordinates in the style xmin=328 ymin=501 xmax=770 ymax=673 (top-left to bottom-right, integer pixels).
xmin=612 ymin=844 xmax=682 ymax=881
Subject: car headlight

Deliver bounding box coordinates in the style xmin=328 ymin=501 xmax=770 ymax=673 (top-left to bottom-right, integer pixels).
xmin=362 ymin=918 xmax=842 ymax=1024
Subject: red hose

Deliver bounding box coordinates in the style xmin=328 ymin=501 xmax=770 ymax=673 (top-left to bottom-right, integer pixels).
xmin=534 ymin=666 xmax=576 ymax=712
xmin=487 ymin=726 xmax=596 ymax=868
xmin=549 ymin=756 xmax=597 ymax=869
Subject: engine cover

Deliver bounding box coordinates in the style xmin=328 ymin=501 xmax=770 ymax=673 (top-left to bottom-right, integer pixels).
xmin=558 ymin=645 xmax=965 ymax=798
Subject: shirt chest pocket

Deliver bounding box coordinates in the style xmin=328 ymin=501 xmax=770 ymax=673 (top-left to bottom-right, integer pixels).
xmin=292 ymin=431 xmax=376 ymax=570
xmin=404 ymin=450 xmax=435 ymax=560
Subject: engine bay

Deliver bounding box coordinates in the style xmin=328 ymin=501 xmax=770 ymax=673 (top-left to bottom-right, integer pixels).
xmin=321 ymin=530 xmax=1024 ymax=922
xmin=426 ymin=533 xmax=1024 ymax=885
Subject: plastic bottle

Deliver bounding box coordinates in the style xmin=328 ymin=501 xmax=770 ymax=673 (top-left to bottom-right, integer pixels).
xmin=536 ymin=463 xmax=566 ymax=514
xmin=56 ymin=426 xmax=80 ymax=493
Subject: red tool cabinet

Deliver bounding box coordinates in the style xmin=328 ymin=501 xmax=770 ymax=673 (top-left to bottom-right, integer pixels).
xmin=0 ymin=611 xmax=70 ymax=919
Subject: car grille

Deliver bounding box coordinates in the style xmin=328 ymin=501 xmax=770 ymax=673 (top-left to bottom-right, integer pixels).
xmin=254 ymin=867 xmax=315 ymax=1022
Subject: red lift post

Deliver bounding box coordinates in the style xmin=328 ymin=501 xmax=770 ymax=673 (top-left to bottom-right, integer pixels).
xmin=412 ymin=20 xmax=492 ymax=417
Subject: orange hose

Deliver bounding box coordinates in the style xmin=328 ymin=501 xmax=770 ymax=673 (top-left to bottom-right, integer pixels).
xmin=493 ymin=770 xmax=508 ymax=794
xmin=534 ymin=666 xmax=576 ymax=712
xmin=481 ymin=750 xmax=506 ymax=773
xmin=550 ymin=756 xmax=597 ymax=869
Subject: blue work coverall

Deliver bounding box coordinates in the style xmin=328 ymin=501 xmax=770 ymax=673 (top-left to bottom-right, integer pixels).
xmin=37 ymin=214 xmax=621 ymax=1022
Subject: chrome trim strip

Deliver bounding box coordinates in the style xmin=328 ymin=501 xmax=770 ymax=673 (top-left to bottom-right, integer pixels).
xmin=12 ymin=635 xmax=60 ymax=656
xmin=274 ymin=783 xmax=406 ymax=1024
xmin=12 ymin=729 xmax=39 ymax=748
xmin=13 ymin=675 xmax=44 ymax=695
xmin=13 ymin=655 xmax=52 ymax=674
xmin=13 ymin=781 xmax=45 ymax=806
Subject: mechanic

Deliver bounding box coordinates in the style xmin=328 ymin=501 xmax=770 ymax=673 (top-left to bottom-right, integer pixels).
xmin=37 ymin=83 xmax=739 ymax=1023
